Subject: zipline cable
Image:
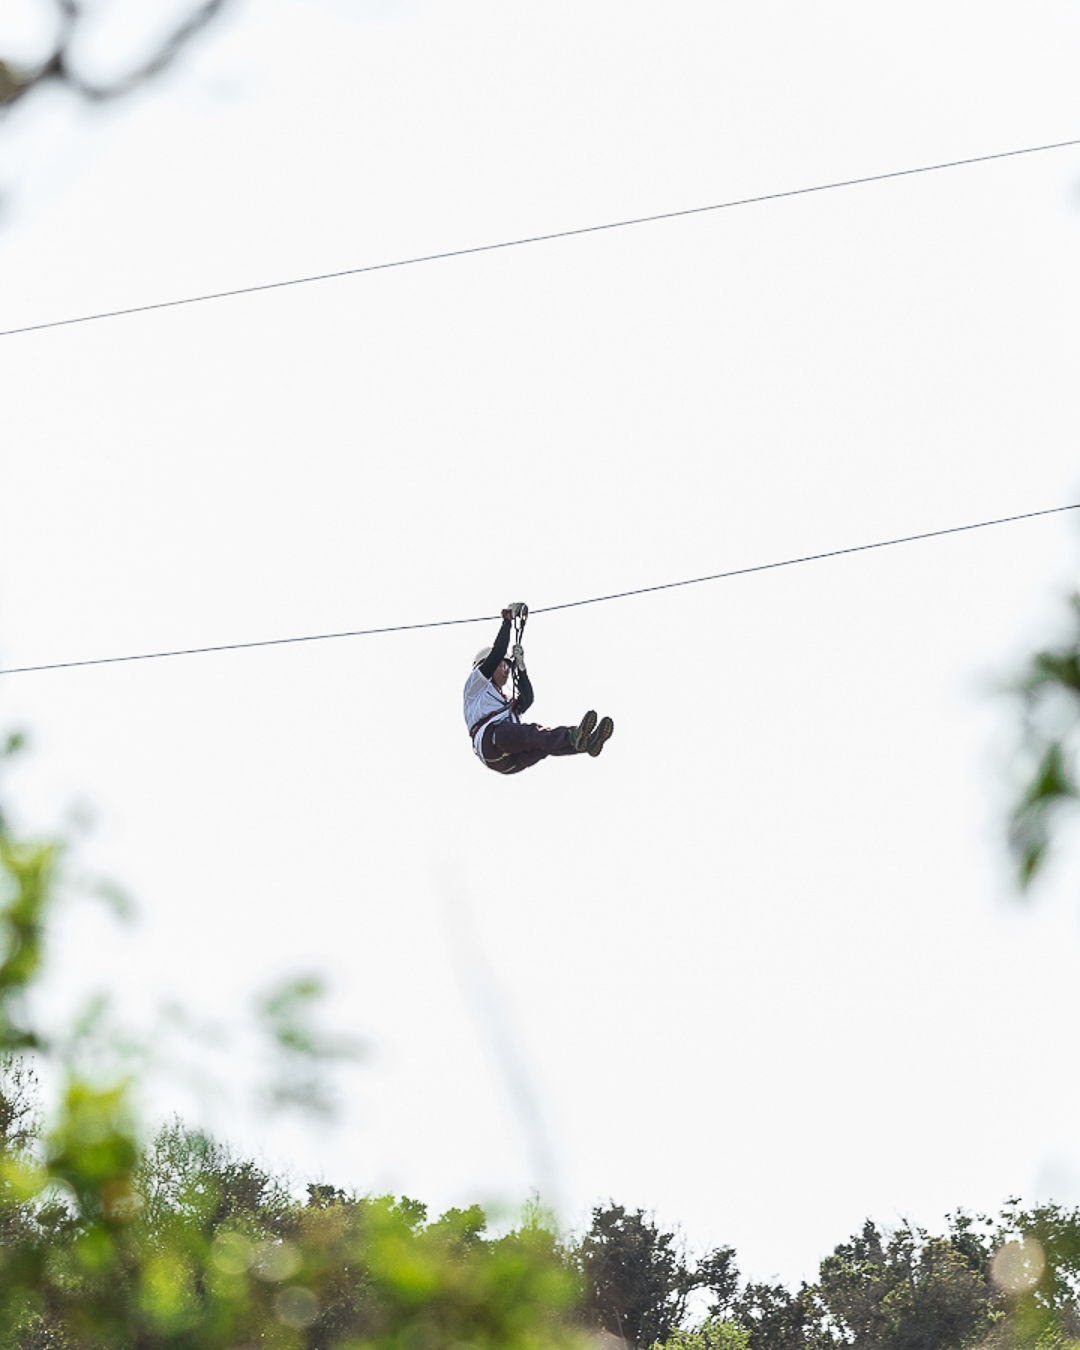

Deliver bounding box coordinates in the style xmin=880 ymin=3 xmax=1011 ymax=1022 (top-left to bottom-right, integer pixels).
xmin=2 ymin=502 xmax=1077 ymax=676
xmin=3 ymin=135 xmax=1079 ymax=341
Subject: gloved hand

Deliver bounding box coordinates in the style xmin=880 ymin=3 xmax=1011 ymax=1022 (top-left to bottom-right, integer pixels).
xmin=512 ymin=643 xmax=526 ymax=672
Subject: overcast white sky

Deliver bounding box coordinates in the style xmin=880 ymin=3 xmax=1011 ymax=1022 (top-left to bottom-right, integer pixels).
xmin=2 ymin=0 xmax=1080 ymax=1290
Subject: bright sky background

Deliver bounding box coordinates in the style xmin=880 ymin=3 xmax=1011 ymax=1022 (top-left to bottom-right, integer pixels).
xmin=2 ymin=0 xmax=1080 ymax=1291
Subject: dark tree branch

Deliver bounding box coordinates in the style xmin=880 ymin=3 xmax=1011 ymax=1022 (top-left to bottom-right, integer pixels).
xmin=0 ymin=0 xmax=230 ymax=110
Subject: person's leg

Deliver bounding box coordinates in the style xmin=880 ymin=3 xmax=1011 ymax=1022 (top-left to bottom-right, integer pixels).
xmin=499 ymin=750 xmax=547 ymax=773
xmin=480 ymin=714 xmax=597 ymax=773
xmin=479 ymin=725 xmax=547 ymax=774
xmin=493 ymin=711 xmax=597 ymax=759
xmin=489 ymin=721 xmax=576 ymax=759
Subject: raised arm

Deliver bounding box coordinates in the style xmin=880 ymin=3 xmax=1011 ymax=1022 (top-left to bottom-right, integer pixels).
xmin=514 ymin=665 xmax=534 ymax=716
xmin=477 ymin=612 xmax=513 ymax=681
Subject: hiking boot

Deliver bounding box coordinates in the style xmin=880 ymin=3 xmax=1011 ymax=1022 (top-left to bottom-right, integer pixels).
xmin=586 ymin=716 xmax=614 ymax=757
xmin=571 ymin=710 xmax=598 ymax=752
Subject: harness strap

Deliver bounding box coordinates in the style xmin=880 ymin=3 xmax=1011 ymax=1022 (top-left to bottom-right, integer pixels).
xmin=468 ymin=704 xmax=513 ymax=743
xmin=511 ymin=605 xmax=528 ymax=705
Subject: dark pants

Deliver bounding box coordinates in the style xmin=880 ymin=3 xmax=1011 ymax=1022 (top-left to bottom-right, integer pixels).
xmin=481 ymin=721 xmax=577 ymax=774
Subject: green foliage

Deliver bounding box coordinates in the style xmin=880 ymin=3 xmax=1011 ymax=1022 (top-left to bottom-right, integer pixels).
xmin=0 ymin=742 xmax=590 ymax=1348
xmin=988 ymin=1201 xmax=1080 ymax=1349
xmin=656 ymin=1317 xmax=751 ymax=1349
xmin=806 ymin=1208 xmax=1080 ymax=1350
xmin=0 ymin=1081 xmax=591 ymax=1347
xmin=9 ymin=1129 xmax=590 ymax=1345
xmin=578 ymin=1203 xmax=739 ymax=1348
xmin=0 ymin=835 xmax=58 ymax=1053
xmin=257 ymin=973 xmax=364 ymax=1113
xmin=816 ymin=1217 xmax=995 ymax=1350
xmin=0 ymin=1056 xmax=39 ymax=1153
xmin=730 ymin=1280 xmax=828 ymax=1350
xmin=653 ymin=1209 xmax=1080 ymax=1350
xmin=1009 ymin=592 xmax=1080 ymax=889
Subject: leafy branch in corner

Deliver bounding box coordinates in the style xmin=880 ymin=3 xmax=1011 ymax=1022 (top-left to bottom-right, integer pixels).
xmin=0 ymin=0 xmax=230 ymax=111
xmin=1009 ymin=591 xmax=1080 ymax=889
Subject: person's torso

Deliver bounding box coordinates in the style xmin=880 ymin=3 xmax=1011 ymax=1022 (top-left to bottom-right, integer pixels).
xmin=463 ymin=669 xmax=515 ymax=755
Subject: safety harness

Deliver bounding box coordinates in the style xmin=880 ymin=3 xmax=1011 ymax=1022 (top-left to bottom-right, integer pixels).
xmin=509 ymin=603 xmax=528 ymax=706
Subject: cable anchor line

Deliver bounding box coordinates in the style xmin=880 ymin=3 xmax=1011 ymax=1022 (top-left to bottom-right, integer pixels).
xmin=2 ymin=135 xmax=1079 ymax=340
xmin=1 ymin=502 xmax=1077 ymax=677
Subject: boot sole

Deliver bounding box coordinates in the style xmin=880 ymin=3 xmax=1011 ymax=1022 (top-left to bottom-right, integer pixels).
xmin=573 ymin=710 xmax=598 ymax=752
xmin=587 ymin=716 xmax=614 ymax=757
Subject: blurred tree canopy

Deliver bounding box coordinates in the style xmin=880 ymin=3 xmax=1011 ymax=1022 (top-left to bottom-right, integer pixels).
xmin=0 ymin=0 xmax=229 ymax=111
xmin=0 ymin=736 xmax=590 ymax=1347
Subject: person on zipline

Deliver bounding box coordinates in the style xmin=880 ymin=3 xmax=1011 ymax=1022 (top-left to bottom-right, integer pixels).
xmin=464 ymin=603 xmax=614 ymax=774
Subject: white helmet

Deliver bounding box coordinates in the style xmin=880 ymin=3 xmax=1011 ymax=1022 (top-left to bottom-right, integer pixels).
xmin=472 ymin=646 xmax=493 ymax=668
